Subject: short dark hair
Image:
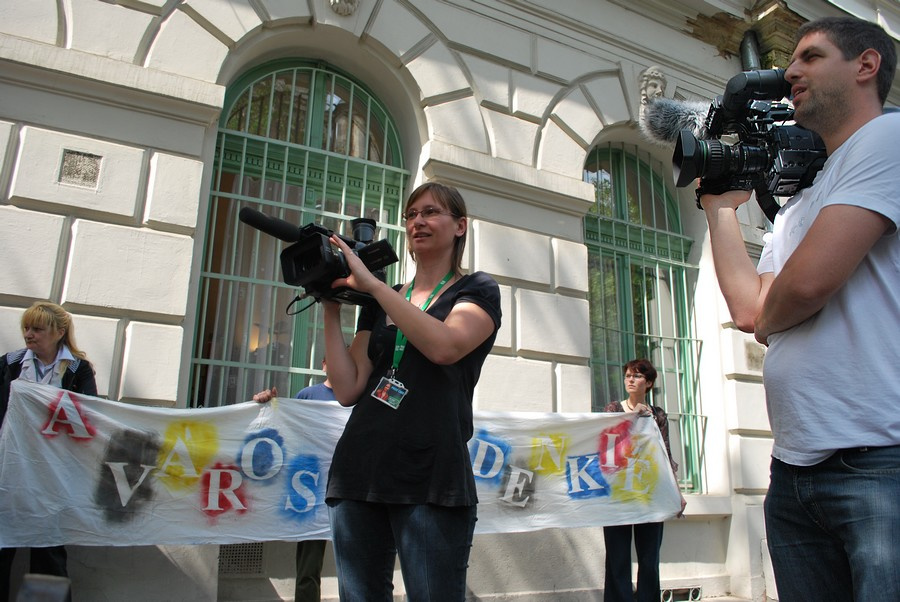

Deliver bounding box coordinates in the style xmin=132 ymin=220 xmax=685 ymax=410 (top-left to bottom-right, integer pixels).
xmin=623 ymin=358 xmax=657 ymax=388
xmin=796 ymin=17 xmax=897 ymax=105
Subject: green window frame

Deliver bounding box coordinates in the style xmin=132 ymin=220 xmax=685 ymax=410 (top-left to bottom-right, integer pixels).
xmin=190 ymin=60 xmax=409 ymax=408
xmin=584 ymin=143 xmax=705 ymax=492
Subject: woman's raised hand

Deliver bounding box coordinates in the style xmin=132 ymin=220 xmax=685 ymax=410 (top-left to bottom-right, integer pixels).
xmin=328 ymin=235 xmax=382 ymax=294
xmin=253 ymin=387 xmax=278 ymax=403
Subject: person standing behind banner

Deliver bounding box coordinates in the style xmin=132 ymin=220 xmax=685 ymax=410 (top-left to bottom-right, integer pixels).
xmin=255 ymin=359 xmax=335 ymax=602
xmin=601 ymin=359 xmax=685 ymax=602
xmin=320 ymin=182 xmax=501 ymax=601
xmin=0 ymin=301 xmax=97 ymax=602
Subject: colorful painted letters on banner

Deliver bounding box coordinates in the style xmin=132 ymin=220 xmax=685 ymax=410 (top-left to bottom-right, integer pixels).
xmin=0 ymin=381 xmax=682 ymax=547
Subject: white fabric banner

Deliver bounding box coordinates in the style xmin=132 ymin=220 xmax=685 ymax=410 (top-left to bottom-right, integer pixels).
xmin=0 ymin=381 xmax=682 ymax=547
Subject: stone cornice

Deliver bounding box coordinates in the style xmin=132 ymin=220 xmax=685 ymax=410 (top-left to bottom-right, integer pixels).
xmin=0 ymin=34 xmax=225 ymax=125
xmin=422 ymin=140 xmax=594 ymax=218
xmin=448 ymin=0 xmax=736 ymax=91
xmin=750 ymin=1 xmax=809 ymax=68
xmin=676 ymin=1 xmax=812 ymax=68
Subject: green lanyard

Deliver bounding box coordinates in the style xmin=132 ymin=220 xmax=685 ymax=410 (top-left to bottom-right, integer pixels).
xmin=391 ymin=271 xmax=454 ymax=375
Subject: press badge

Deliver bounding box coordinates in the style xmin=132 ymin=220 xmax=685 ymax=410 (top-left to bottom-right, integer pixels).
xmin=371 ymin=376 xmax=408 ymax=409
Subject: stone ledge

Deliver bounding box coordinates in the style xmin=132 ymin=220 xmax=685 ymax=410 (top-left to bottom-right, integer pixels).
xmin=679 ymin=494 xmax=732 ymax=518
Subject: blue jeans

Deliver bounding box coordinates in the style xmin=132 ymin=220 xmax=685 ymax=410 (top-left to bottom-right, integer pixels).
xmin=603 ymin=522 xmax=663 ymax=602
xmin=765 ymin=446 xmax=900 ymax=602
xmin=327 ymin=499 xmax=477 ymax=602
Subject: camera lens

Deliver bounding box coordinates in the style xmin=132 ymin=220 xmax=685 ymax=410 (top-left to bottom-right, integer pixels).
xmin=673 ymin=130 xmax=769 ymax=188
xmin=673 ymin=130 xmax=702 ymax=187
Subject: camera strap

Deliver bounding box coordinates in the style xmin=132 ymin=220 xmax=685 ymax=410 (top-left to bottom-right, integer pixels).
xmin=754 ymin=185 xmax=781 ymax=223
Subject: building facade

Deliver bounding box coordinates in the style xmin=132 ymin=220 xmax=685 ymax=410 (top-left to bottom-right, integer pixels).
xmin=1 ymin=0 xmax=897 ymax=600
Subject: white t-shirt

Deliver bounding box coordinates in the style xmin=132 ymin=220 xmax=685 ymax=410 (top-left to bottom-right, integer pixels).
xmin=756 ymin=111 xmax=900 ymax=466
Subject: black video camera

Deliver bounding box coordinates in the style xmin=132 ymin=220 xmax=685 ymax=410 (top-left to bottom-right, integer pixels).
xmin=238 ymin=207 xmax=399 ymax=305
xmin=673 ymin=68 xmax=826 ymax=221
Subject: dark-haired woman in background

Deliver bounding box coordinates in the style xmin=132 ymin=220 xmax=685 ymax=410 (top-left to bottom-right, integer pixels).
xmin=602 ymin=358 xmax=685 ymax=602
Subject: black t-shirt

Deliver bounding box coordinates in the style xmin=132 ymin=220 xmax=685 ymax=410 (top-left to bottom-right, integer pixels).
xmin=326 ymin=271 xmax=501 ymax=506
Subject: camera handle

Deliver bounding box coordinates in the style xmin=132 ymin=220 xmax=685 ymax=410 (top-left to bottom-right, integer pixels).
xmin=693 ymin=179 xmax=779 ymax=224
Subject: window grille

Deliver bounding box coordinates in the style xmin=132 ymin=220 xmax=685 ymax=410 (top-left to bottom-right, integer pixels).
xmin=583 ymin=143 xmax=705 ymax=492
xmin=190 ymin=61 xmax=409 ymax=407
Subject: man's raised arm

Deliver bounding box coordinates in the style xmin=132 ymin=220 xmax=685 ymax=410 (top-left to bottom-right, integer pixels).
xmin=700 ymin=190 xmax=774 ymax=333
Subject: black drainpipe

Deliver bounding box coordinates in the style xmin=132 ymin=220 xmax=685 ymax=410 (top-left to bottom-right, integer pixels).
xmin=740 ymin=30 xmax=762 ymax=70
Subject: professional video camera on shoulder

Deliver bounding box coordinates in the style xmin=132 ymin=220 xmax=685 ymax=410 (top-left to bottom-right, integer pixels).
xmin=239 ymin=207 xmax=399 ymax=307
xmin=668 ymin=68 xmax=827 ymax=221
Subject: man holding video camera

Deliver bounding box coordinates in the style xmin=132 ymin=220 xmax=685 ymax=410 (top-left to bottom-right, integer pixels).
xmin=700 ymin=16 xmax=899 ymax=602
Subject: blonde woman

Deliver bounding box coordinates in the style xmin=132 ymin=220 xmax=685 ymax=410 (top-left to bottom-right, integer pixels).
xmin=0 ymin=301 xmax=97 ymax=602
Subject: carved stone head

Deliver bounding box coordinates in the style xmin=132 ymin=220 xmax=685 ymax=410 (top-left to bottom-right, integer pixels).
xmin=330 ymin=0 xmax=360 ymax=16
xmin=640 ymin=65 xmax=667 ymax=107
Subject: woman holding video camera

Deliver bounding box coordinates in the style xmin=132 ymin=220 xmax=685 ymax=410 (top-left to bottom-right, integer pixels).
xmin=320 ymin=182 xmax=501 ymax=601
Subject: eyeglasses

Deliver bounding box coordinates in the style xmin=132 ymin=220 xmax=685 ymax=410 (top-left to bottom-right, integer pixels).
xmin=624 ymin=373 xmax=646 ymax=380
xmin=402 ymin=206 xmax=456 ymax=221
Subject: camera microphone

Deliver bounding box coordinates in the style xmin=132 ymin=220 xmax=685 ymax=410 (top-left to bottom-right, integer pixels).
xmin=238 ymin=207 xmax=304 ymax=242
xmin=640 ymin=97 xmax=711 ymax=145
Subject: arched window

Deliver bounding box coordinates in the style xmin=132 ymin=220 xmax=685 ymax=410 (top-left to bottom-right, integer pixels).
xmin=584 ymin=143 xmax=704 ymax=491
xmin=190 ymin=60 xmax=409 ymax=408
